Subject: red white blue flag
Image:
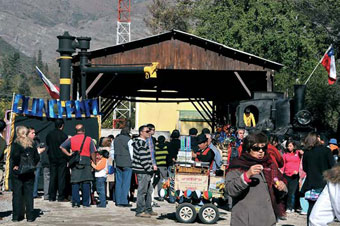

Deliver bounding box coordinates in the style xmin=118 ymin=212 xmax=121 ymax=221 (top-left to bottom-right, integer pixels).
xmin=321 ymin=45 xmax=337 ymax=85
xmin=35 ymin=66 xmax=60 ymax=99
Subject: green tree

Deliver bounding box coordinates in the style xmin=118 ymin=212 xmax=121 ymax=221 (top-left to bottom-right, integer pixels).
xmin=18 ymin=79 xmax=31 ymax=96
xmin=145 ymin=0 xmax=339 ymax=131
xmin=144 ymin=0 xmax=193 ymax=34
xmin=37 ymin=49 xmax=43 ymax=70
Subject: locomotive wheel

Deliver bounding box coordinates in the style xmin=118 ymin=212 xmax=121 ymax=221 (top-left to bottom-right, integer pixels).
xmin=198 ymin=203 xmax=220 ymax=224
xmin=175 ymin=203 xmax=197 ymax=223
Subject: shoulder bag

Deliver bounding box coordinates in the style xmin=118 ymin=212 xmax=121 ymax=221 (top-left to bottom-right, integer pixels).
xmin=17 ymin=149 xmax=36 ymax=175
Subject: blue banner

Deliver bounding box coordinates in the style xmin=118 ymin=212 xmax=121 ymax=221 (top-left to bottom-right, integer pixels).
xmin=12 ymin=94 xmax=100 ymax=119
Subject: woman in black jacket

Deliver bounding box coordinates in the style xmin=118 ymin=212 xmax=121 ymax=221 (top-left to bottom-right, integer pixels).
xmin=166 ymin=130 xmax=180 ymax=167
xmin=11 ymin=126 xmax=40 ymax=222
xmin=301 ymin=132 xmax=334 ymax=225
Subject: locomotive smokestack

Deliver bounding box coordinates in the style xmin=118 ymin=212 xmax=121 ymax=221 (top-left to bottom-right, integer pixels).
xmin=57 ymin=31 xmax=76 ymax=102
xmin=293 ymin=84 xmax=306 ymax=115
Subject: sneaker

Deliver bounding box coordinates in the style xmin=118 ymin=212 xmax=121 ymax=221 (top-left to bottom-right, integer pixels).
xmin=148 ymin=211 xmax=158 ymax=216
xmin=72 ymin=203 xmax=80 ymax=208
xmin=286 ymin=209 xmax=293 ymax=213
xmin=152 ymin=202 xmax=160 ymax=207
xmin=300 ymin=212 xmax=307 ymax=215
xmin=136 ymin=212 xmax=151 ymax=218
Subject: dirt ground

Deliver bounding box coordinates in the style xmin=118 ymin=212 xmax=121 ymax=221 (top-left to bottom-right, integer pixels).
xmin=0 ymin=191 xmax=339 ymax=226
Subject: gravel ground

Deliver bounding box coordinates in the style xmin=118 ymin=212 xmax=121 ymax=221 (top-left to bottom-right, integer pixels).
xmin=0 ymin=191 xmax=339 ymax=226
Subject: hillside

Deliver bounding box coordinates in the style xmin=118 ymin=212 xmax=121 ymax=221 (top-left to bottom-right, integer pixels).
xmin=0 ymin=0 xmax=152 ymax=64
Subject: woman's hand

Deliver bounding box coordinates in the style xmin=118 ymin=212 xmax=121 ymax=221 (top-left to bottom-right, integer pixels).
xmin=274 ymin=180 xmax=286 ymax=191
xmin=192 ymin=151 xmax=197 ymax=158
xmin=91 ymin=162 xmax=96 ymax=168
xmin=246 ymin=164 xmax=263 ymax=178
xmin=37 ymin=147 xmax=46 ymax=154
xmin=13 ymin=166 xmax=19 ymax=171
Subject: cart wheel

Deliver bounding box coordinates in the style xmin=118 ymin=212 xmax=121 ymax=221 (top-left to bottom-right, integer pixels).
xmin=198 ymin=203 xmax=219 ymax=224
xmin=176 ymin=203 xmax=197 ymax=223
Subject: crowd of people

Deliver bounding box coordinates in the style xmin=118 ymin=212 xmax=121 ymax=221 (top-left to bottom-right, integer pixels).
xmin=217 ymin=125 xmax=339 ymax=225
xmin=1 ymin=117 xmax=340 ymax=225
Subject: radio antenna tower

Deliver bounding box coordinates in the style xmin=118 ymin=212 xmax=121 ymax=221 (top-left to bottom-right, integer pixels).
xmin=114 ymin=0 xmax=132 ymax=128
xmin=116 ymin=0 xmax=131 ymax=44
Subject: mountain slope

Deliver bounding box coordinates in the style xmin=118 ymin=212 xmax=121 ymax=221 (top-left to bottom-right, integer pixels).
xmin=0 ymin=0 xmax=152 ymax=63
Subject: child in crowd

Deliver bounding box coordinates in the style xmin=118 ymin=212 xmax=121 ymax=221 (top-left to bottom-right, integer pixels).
xmin=91 ymin=149 xmax=109 ymax=207
xmin=328 ymin=138 xmax=339 ymax=162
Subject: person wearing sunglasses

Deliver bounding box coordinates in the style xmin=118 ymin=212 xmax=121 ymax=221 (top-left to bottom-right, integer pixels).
xmin=131 ymin=125 xmax=157 ymax=218
xmin=225 ymin=132 xmax=287 ymax=226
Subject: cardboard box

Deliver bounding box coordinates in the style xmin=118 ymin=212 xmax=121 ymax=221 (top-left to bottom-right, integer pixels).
xmin=175 ymin=174 xmax=209 ymax=191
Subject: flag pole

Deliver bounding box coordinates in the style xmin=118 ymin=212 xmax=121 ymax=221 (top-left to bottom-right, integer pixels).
xmin=304 ymin=45 xmax=332 ymax=85
xmin=9 ymin=92 xmax=15 ymax=125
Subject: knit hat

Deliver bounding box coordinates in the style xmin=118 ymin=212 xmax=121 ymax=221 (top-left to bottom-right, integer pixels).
xmin=202 ymin=191 xmax=212 ymax=200
xmin=159 ymin=188 xmax=167 ymax=198
xmin=329 ymin=138 xmax=338 ymax=145
xmin=184 ymin=189 xmax=192 ymax=199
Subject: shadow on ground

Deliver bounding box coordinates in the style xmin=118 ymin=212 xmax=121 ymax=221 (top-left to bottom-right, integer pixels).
xmin=0 ymin=210 xmax=12 ymax=218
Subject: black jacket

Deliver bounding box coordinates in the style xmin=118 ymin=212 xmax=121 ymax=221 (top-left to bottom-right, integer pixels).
xmin=46 ymin=129 xmax=68 ymax=164
xmin=0 ymin=136 xmax=6 ymax=164
xmin=11 ymin=142 xmax=40 ymax=179
xmin=302 ymin=145 xmax=335 ymax=193
xmin=167 ymin=138 xmax=180 ymax=166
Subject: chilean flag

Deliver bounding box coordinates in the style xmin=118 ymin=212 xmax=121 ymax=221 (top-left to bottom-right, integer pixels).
xmin=321 ymin=45 xmax=337 ymax=85
xmin=35 ymin=66 xmax=60 ymax=99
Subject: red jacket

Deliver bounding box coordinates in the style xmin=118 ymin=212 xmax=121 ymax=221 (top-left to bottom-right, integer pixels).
xmin=267 ymin=144 xmax=284 ymax=168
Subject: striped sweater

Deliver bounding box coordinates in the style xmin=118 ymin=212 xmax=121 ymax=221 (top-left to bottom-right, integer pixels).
xmin=132 ymin=138 xmax=153 ymax=174
xmin=155 ymin=143 xmax=169 ymax=167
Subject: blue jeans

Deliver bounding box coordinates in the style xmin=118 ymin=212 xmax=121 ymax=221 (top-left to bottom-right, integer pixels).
xmin=72 ymin=182 xmax=90 ymax=206
xmin=96 ymin=177 xmax=107 ymax=207
xmin=115 ymin=167 xmax=132 ymax=205
xmin=33 ymin=166 xmax=41 ymax=197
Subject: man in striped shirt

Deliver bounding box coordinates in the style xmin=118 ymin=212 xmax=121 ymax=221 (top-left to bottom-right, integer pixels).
xmin=132 ymin=125 xmax=157 ymax=218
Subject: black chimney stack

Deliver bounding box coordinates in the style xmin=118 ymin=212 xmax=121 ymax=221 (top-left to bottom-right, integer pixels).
xmin=293 ymin=84 xmax=306 ymax=115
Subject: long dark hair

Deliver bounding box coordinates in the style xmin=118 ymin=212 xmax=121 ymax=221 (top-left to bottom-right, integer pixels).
xmin=285 ymin=140 xmax=296 ymax=153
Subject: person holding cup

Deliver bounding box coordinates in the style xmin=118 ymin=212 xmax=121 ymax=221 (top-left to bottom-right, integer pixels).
xmin=225 ymin=132 xmax=288 ymax=226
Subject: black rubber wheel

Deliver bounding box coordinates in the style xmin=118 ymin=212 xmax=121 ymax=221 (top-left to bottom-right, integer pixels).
xmin=175 ymin=203 xmax=197 ymax=223
xmin=198 ymin=203 xmax=220 ymax=224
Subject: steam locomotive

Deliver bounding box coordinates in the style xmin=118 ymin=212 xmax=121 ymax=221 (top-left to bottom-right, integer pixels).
xmin=235 ymin=85 xmax=313 ymax=141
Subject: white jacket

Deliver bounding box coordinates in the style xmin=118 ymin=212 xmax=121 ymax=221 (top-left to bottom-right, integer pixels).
xmin=309 ymin=182 xmax=340 ymax=226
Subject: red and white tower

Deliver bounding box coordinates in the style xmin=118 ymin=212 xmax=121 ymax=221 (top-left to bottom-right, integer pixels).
xmin=116 ymin=0 xmax=131 ymax=45
xmin=113 ymin=0 xmax=132 ymax=128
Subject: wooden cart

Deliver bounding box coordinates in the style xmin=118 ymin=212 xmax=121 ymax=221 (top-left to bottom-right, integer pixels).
xmin=173 ymin=163 xmax=224 ymax=224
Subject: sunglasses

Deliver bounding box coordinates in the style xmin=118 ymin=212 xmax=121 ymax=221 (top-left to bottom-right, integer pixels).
xmin=143 ymin=130 xmax=150 ymax=133
xmin=251 ymin=145 xmax=267 ymax=152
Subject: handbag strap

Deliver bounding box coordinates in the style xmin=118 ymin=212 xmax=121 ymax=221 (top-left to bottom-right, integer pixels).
xmin=79 ymin=135 xmax=87 ymax=155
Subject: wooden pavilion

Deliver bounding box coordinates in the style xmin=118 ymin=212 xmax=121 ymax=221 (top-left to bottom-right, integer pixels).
xmin=72 ymin=30 xmax=283 ymax=130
